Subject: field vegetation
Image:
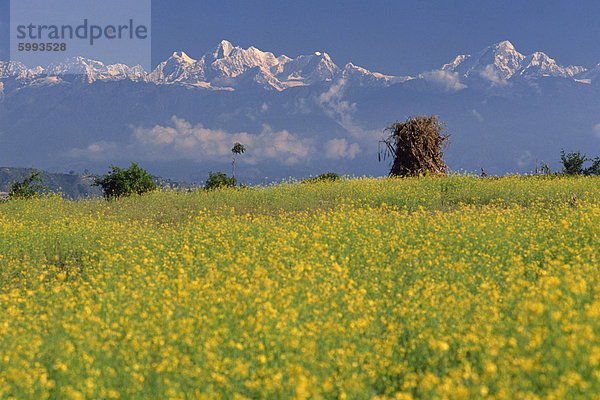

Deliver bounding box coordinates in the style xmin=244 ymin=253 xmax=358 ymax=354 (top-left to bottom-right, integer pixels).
xmin=1 ymin=175 xmax=600 ymax=399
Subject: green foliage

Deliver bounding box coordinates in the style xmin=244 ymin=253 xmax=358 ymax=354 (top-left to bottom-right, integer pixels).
xmin=584 ymin=156 xmax=600 ymax=176
xmin=560 ymin=150 xmax=600 ymax=176
xmin=232 ymin=143 xmax=246 ymax=156
xmin=93 ymin=162 xmax=156 ymax=199
xmin=204 ymin=172 xmax=237 ymax=190
xmin=8 ymin=168 xmax=46 ymax=199
xmin=560 ymin=150 xmax=587 ymax=175
xmin=302 ymin=172 xmax=341 ymax=184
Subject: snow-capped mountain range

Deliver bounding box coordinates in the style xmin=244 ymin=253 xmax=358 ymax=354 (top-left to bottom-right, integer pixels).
xmin=441 ymin=41 xmax=588 ymax=82
xmin=1 ymin=40 xmax=599 ymax=182
xmin=2 ymin=39 xmax=597 ymax=92
xmin=0 ymin=40 xmax=408 ymax=91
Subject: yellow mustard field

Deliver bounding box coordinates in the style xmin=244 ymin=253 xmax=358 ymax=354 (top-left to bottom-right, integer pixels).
xmin=1 ymin=176 xmax=600 ymax=399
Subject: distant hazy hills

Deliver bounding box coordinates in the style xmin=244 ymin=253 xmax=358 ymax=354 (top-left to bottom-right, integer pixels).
xmin=0 ymin=167 xmax=194 ymax=199
xmin=0 ymin=167 xmax=102 ymax=199
xmin=1 ymin=40 xmax=599 ymax=181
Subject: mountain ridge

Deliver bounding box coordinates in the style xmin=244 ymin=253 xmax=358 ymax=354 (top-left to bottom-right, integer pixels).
xmin=441 ymin=40 xmax=590 ymax=82
xmin=3 ymin=39 xmax=596 ymax=92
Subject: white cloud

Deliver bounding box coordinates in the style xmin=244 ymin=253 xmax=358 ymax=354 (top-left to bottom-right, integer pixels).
xmin=135 ymin=117 xmax=315 ymax=165
xmin=471 ymin=109 xmax=484 ymax=122
xmin=68 ymin=141 xmax=119 ymax=161
xmin=325 ymin=138 xmax=360 ymax=159
xmin=318 ymin=78 xmax=380 ymax=139
xmin=69 ymin=116 xmax=315 ymax=166
xmin=479 ymin=65 xmax=509 ymax=86
xmin=294 ymin=97 xmax=311 ymax=115
xmin=420 ymin=70 xmax=467 ymax=91
xmin=594 ymin=123 xmax=600 ymax=138
xmin=516 ymin=150 xmax=533 ymax=168
xmin=253 ymin=125 xmax=313 ymax=165
xmin=319 ymin=78 xmax=357 ymax=126
xmin=319 ymin=79 xmax=350 ymax=104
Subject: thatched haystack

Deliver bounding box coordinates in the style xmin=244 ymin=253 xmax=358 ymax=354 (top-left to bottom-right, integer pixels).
xmin=379 ymin=115 xmax=450 ymax=176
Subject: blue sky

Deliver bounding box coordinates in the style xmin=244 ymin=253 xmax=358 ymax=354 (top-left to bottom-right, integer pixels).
xmin=1 ymin=0 xmax=600 ymax=74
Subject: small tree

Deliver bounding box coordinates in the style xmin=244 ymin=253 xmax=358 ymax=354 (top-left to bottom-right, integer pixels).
xmin=93 ymin=162 xmax=156 ymax=199
xmin=204 ymin=172 xmax=237 ymax=190
xmin=8 ymin=168 xmax=46 ymax=199
xmin=560 ymin=150 xmax=586 ymax=175
xmin=379 ymin=115 xmax=450 ymax=177
xmin=231 ymin=142 xmax=246 ymax=180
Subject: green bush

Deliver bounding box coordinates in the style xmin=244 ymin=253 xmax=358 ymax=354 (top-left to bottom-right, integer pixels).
xmin=560 ymin=150 xmax=586 ymax=175
xmin=93 ymin=162 xmax=156 ymax=199
xmin=204 ymin=172 xmax=237 ymax=190
xmin=560 ymin=150 xmax=600 ymax=176
xmin=8 ymin=168 xmax=47 ymax=199
xmin=303 ymin=172 xmax=341 ymax=184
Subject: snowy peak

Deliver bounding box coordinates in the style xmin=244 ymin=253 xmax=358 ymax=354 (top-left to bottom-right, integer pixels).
xmin=441 ymin=40 xmax=588 ymax=84
xmin=201 ymin=41 xmax=388 ymax=89
xmin=495 ymin=40 xmax=517 ymax=53
xmin=45 ymin=57 xmax=147 ymax=83
xmin=442 ymin=40 xmax=525 ymax=80
xmin=277 ymin=51 xmax=339 ymax=84
xmin=442 ymin=55 xmax=471 ymax=71
xmin=147 ymin=40 xmax=391 ymax=90
xmin=343 ymin=62 xmax=370 ymax=75
xmin=171 ymin=51 xmax=196 ymax=64
xmin=520 ymin=52 xmax=558 ymax=75
xmin=47 ymin=56 xmax=108 ymax=75
xmin=442 ymin=42 xmax=521 ymax=83
xmin=342 ymin=62 xmax=409 ymax=85
xmin=574 ymin=63 xmax=600 ymax=84
xmin=0 ymin=61 xmax=31 ymax=79
xmin=210 ymin=43 xmax=282 ymax=79
xmin=106 ymin=64 xmax=146 ymax=78
xmin=518 ymin=51 xmax=585 ymax=78
xmin=471 ymin=40 xmax=525 ymax=80
xmin=213 ymin=40 xmax=235 ymax=59
xmin=150 ymin=51 xmax=206 ymax=84
xmin=0 ymin=58 xmax=146 ymax=85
